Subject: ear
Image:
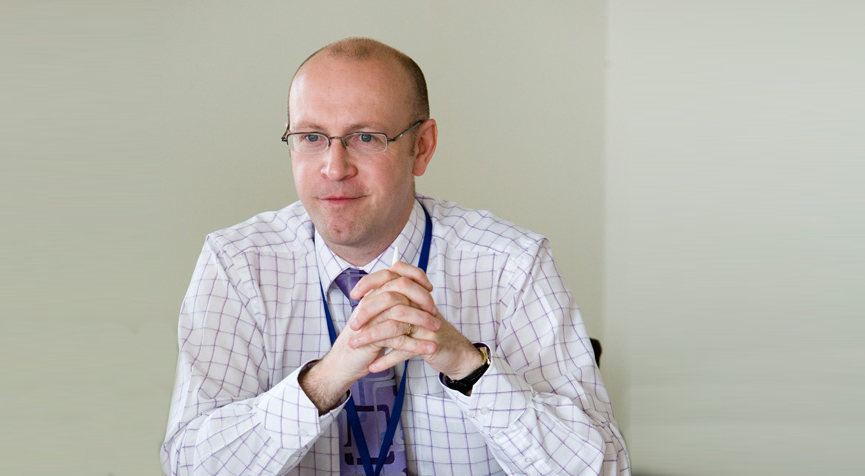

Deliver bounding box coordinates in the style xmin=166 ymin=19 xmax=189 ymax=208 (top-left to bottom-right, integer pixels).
xmin=411 ymin=119 xmax=437 ymax=177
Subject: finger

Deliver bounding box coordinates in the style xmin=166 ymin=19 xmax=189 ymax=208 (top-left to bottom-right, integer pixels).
xmin=351 ymin=291 xmax=440 ymax=331
xmin=368 ymin=341 xmax=438 ymax=373
xmin=350 ymin=263 xmax=433 ymax=299
xmin=349 ymin=313 xmax=439 ymax=347
xmin=368 ymin=349 xmax=414 ymax=373
xmin=379 ymin=275 xmax=438 ymax=316
xmin=349 ymin=290 xmax=412 ymax=330
xmin=390 ymin=261 xmax=434 ymax=291
xmin=349 ymin=269 xmax=395 ymax=300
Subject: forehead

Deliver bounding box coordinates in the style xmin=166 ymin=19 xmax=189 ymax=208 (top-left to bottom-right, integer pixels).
xmin=289 ymin=55 xmax=413 ymax=130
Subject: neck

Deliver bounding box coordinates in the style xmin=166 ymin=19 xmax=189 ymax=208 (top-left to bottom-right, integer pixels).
xmin=328 ymin=236 xmax=397 ymax=267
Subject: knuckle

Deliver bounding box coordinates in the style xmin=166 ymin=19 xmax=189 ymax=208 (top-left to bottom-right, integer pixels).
xmin=382 ymin=307 xmax=400 ymax=322
xmin=385 ymin=291 xmax=404 ymax=305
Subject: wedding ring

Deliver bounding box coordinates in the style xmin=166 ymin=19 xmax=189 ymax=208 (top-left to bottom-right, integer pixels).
xmin=405 ymin=324 xmax=414 ymax=337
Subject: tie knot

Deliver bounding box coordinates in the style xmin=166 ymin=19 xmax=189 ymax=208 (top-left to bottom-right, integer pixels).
xmin=334 ymin=268 xmax=367 ymax=307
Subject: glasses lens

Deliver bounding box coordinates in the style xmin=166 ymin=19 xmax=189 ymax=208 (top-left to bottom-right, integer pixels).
xmin=346 ymin=133 xmax=387 ymax=154
xmin=289 ymin=133 xmax=328 ymax=153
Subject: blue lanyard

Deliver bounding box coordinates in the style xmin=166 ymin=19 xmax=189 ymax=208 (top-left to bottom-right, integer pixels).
xmin=317 ymin=204 xmax=432 ymax=476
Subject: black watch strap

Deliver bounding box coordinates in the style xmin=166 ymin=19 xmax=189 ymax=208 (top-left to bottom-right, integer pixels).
xmin=443 ymin=344 xmax=490 ymax=395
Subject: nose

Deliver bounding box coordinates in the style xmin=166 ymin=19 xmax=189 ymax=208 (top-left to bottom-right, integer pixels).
xmin=320 ymin=138 xmax=356 ymax=181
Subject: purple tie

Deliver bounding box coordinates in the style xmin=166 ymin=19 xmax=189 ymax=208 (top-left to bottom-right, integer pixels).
xmin=334 ymin=269 xmax=407 ymax=476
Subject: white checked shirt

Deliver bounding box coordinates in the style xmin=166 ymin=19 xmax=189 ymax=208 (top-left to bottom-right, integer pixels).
xmin=162 ymin=195 xmax=629 ymax=476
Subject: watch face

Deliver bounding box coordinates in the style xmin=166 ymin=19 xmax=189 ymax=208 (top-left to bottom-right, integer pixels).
xmin=479 ymin=346 xmax=491 ymax=365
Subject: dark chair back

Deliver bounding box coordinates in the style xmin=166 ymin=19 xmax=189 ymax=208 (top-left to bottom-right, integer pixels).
xmin=589 ymin=338 xmax=602 ymax=367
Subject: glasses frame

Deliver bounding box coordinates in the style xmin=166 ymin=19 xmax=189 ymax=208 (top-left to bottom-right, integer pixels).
xmin=281 ymin=120 xmax=424 ymax=155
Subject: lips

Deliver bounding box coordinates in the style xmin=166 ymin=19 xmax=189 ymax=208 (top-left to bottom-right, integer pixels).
xmin=322 ymin=194 xmax=357 ymax=200
xmin=320 ymin=194 xmax=363 ymax=205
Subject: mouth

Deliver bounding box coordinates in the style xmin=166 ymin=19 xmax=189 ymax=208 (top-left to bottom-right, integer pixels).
xmin=320 ymin=195 xmax=362 ymax=205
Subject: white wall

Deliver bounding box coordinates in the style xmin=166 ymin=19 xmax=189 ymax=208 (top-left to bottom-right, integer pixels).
xmin=1 ymin=2 xmax=606 ymax=475
xmin=606 ymin=1 xmax=865 ymax=474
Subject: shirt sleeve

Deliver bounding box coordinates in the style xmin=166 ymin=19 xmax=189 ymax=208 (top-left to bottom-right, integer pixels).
xmin=160 ymin=239 xmax=344 ymax=476
xmin=441 ymin=239 xmax=630 ymax=475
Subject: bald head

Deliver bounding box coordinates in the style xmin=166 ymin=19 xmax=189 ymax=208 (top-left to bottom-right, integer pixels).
xmin=288 ymin=38 xmax=429 ymax=123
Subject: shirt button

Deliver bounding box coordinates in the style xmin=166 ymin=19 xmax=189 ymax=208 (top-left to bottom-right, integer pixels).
xmin=480 ymin=407 xmax=491 ymax=416
xmin=524 ymin=457 xmax=534 ymax=465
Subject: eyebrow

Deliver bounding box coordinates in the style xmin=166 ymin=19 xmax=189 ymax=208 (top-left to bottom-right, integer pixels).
xmin=289 ymin=122 xmax=387 ymax=133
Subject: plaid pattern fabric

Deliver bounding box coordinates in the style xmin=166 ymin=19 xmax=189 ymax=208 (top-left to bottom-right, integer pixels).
xmin=162 ymin=195 xmax=629 ymax=475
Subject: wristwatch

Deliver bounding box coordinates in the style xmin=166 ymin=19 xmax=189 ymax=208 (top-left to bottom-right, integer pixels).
xmin=442 ymin=344 xmax=491 ymax=395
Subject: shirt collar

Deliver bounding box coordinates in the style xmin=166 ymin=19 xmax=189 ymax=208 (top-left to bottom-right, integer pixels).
xmin=315 ymin=199 xmax=426 ymax=291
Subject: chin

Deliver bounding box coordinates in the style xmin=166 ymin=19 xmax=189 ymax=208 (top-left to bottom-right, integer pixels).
xmin=320 ymin=222 xmax=366 ymax=247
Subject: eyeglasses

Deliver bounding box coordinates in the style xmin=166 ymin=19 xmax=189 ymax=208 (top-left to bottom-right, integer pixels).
xmin=281 ymin=121 xmax=423 ymax=155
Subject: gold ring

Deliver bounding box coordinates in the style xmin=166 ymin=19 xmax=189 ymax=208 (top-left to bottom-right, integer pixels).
xmin=405 ymin=324 xmax=414 ymax=337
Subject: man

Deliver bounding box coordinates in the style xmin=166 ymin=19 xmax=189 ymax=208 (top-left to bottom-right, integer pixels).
xmin=162 ymin=38 xmax=628 ymax=475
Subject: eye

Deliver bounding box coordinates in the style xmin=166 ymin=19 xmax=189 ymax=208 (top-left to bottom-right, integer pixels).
xmin=303 ymin=134 xmax=322 ymax=143
xmin=346 ymin=133 xmax=386 ymax=153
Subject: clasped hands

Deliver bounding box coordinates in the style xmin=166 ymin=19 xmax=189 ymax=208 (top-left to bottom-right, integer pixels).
xmin=300 ymin=260 xmax=483 ymax=413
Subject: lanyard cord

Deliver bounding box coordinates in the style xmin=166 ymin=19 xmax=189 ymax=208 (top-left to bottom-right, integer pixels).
xmin=317 ymin=204 xmax=432 ymax=476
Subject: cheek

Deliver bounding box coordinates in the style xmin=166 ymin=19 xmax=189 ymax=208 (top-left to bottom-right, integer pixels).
xmin=374 ymin=158 xmax=414 ymax=186
xmin=291 ymin=161 xmax=314 ymax=191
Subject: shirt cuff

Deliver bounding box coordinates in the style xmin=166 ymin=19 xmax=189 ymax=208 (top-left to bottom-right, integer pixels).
xmin=254 ymin=359 xmax=347 ymax=449
xmin=440 ymin=344 xmax=532 ymax=434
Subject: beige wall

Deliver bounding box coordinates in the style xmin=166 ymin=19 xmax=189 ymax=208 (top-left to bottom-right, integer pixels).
xmin=1 ymin=2 xmax=606 ymax=475
xmin=606 ymin=1 xmax=865 ymax=474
